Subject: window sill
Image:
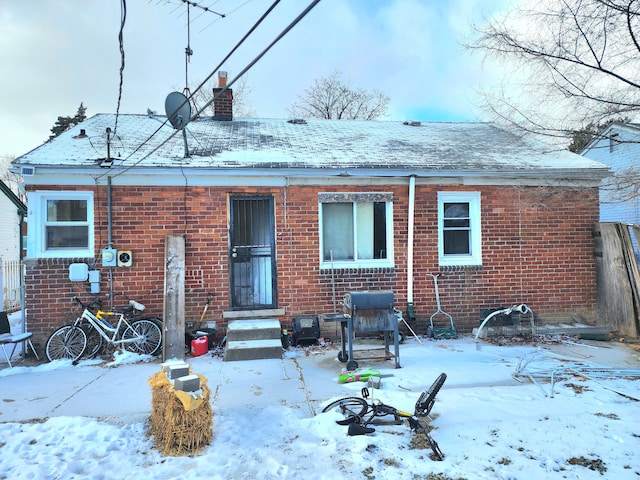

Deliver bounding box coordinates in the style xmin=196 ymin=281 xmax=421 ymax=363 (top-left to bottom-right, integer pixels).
xmin=320 ymin=261 xmax=395 ymax=271
xmin=438 ymin=256 xmax=482 ymax=268
xmin=32 ymin=250 xmax=94 ymax=259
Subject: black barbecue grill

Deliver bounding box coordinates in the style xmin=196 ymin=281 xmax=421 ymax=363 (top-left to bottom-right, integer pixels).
xmin=323 ymin=291 xmax=400 ymax=369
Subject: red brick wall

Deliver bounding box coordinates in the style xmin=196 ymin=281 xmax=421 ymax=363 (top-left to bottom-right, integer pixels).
xmin=24 ymin=183 xmax=599 ymax=350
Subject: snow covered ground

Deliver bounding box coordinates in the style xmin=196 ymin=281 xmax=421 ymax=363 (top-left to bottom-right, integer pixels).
xmin=1 ymin=313 xmax=639 ymax=480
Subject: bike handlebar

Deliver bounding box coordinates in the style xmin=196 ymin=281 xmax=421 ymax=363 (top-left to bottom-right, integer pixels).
xmin=72 ymin=296 xmax=146 ymax=314
xmin=72 ymin=296 xmax=102 ymax=311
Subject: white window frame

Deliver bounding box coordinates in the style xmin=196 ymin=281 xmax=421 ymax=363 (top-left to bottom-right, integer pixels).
xmin=27 ymin=191 xmax=95 ymax=258
xmin=319 ymin=193 xmax=395 ymax=269
xmin=438 ymin=191 xmax=482 ymax=267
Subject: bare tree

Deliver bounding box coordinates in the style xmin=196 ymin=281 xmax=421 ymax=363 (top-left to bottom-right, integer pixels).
xmin=0 ymin=155 xmax=25 ymax=203
xmin=288 ymin=70 xmax=390 ymax=120
xmin=469 ymin=0 xmax=640 ymax=144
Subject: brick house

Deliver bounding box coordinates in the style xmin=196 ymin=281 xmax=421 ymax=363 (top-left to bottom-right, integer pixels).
xmin=12 ymin=87 xmax=609 ymax=352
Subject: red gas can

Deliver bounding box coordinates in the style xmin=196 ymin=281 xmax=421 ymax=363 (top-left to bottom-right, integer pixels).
xmin=191 ymin=336 xmax=208 ymax=356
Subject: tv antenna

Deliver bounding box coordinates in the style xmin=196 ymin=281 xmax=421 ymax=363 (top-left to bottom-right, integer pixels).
xmin=183 ymin=1 xmax=193 ymax=97
xmin=165 ymin=91 xmax=192 ymax=158
xmin=180 ymin=1 xmax=226 ymax=97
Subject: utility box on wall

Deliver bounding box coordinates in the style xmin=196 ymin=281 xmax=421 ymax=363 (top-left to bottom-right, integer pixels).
xmin=89 ymin=269 xmax=101 ymax=293
xmin=102 ymin=248 xmax=117 ymax=267
xmin=68 ymin=263 xmax=89 ymax=282
xmin=117 ymin=250 xmax=133 ymax=267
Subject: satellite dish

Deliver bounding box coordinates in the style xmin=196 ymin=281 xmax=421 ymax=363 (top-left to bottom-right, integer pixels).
xmin=165 ymin=92 xmax=191 ymax=129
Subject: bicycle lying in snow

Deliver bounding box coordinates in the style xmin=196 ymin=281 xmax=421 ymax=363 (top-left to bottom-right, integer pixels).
xmin=321 ymin=372 xmax=447 ymax=461
xmin=45 ymin=296 xmax=163 ymax=362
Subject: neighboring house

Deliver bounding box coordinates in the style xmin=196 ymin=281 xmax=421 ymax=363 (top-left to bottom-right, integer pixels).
xmin=0 ymin=178 xmax=26 ymax=262
xmin=12 ymin=81 xmax=610 ymax=351
xmin=0 ymin=178 xmax=26 ymax=311
xmin=580 ymin=122 xmax=640 ymax=225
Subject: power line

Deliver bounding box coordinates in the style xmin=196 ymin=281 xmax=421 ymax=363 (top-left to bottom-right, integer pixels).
xmin=96 ymin=0 xmax=281 ymax=179
xmin=98 ymin=0 xmax=322 ymax=180
xmin=113 ymin=0 xmax=127 ymax=136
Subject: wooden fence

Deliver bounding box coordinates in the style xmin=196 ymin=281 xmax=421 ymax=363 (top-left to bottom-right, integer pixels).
xmin=594 ymin=222 xmax=640 ymax=338
xmin=0 ymin=260 xmax=23 ymax=312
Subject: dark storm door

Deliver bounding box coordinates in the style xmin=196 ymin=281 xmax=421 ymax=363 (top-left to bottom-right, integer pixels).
xmin=229 ymin=196 xmax=277 ymax=309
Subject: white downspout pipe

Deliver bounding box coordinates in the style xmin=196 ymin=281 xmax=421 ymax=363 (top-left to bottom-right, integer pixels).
xmin=407 ymin=175 xmax=416 ymax=316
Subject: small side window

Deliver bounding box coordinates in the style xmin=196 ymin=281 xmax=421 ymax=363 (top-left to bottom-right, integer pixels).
xmin=438 ymin=192 xmax=481 ymax=266
xmin=28 ymin=191 xmax=94 ymax=258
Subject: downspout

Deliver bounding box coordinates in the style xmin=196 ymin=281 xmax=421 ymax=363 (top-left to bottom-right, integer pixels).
xmin=18 ymin=208 xmax=26 ymax=335
xmin=107 ymin=176 xmax=114 ymax=309
xmin=107 ymin=176 xmax=113 ymax=249
xmin=18 ymin=210 xmax=26 ymax=261
xmin=407 ymin=175 xmax=416 ymax=321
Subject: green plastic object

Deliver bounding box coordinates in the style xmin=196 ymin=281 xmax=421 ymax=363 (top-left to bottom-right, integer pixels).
xmin=338 ymin=367 xmax=381 ymax=384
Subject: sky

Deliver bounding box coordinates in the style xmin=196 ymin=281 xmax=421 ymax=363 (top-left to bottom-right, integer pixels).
xmin=1 ymin=307 xmax=639 ymax=479
xmin=0 ymin=0 xmax=514 ymax=159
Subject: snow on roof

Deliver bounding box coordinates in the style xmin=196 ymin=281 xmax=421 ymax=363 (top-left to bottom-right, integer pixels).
xmin=14 ymin=113 xmax=609 ymax=179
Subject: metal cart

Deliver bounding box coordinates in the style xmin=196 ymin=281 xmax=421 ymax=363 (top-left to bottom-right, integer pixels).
xmin=323 ymin=291 xmax=400 ymax=370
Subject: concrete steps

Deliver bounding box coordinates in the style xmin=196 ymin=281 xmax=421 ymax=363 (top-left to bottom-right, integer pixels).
xmin=224 ymin=319 xmax=283 ymax=361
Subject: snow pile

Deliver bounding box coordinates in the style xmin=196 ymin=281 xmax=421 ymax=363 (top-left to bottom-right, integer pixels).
xmin=0 ymin=333 xmax=639 ymax=479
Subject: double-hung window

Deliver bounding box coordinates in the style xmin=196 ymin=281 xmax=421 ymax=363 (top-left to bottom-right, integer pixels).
xmin=438 ymin=191 xmax=481 ymax=266
xmin=319 ymin=193 xmax=394 ymax=268
xmin=28 ymin=191 xmax=94 ymax=258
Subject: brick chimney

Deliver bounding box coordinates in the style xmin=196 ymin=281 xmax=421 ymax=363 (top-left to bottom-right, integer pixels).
xmin=212 ymin=71 xmax=233 ymax=121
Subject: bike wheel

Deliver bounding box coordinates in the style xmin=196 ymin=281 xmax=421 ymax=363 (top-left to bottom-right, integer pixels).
xmin=45 ymin=326 xmax=87 ymax=362
xmin=415 ymin=372 xmax=447 ymax=417
xmin=321 ymin=397 xmax=369 ymax=425
xmin=82 ymin=324 xmax=104 ymax=358
xmin=122 ymin=319 xmax=162 ymax=355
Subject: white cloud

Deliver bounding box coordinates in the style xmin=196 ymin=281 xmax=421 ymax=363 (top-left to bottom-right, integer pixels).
xmin=0 ymin=0 xmax=516 ymax=157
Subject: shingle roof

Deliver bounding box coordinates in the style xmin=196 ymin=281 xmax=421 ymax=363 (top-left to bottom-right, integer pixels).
xmin=14 ymin=113 xmax=609 ymax=180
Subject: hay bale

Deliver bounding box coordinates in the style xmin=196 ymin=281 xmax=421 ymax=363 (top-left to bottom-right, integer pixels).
xmin=148 ymin=370 xmax=213 ymax=456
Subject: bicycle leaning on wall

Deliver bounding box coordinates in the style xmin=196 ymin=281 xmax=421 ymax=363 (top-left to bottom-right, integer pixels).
xmin=45 ymin=296 xmax=163 ymax=362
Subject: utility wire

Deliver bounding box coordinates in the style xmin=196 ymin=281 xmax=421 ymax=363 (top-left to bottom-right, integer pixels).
xmin=107 ymin=0 xmax=280 ymax=172
xmin=101 ymin=0 xmax=322 ymax=180
xmin=113 ymin=0 xmax=127 ymax=136
xmin=96 ymin=0 xmax=306 ymax=181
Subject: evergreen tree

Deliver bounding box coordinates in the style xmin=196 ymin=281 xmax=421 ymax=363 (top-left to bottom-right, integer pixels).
xmin=568 ymin=117 xmax=630 ymax=153
xmin=49 ymin=103 xmax=87 ymax=140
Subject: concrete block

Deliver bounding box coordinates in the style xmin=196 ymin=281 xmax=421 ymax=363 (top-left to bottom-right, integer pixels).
xmin=175 ymin=374 xmax=200 ymax=392
xmin=163 ymin=363 xmax=191 ymax=380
